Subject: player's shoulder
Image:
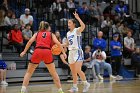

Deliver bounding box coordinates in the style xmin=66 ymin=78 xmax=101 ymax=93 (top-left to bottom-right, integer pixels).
xmin=74 ymin=27 xmax=79 ymax=31
xmin=67 ymin=31 xmax=71 ymax=35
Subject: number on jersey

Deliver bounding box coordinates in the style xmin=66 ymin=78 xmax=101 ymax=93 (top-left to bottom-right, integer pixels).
xmin=69 ymin=39 xmax=73 ymax=45
xmin=42 ymin=32 xmax=47 ymax=38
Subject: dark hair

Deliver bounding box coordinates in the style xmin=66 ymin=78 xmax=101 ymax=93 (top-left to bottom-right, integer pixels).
xmin=82 ymin=2 xmax=87 ymax=5
xmin=13 ymin=24 xmax=19 ymax=29
xmin=69 ymin=19 xmax=77 ymax=24
xmin=25 ymin=24 xmax=31 ymax=28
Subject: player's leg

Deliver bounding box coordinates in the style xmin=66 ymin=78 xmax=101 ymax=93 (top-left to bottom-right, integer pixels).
xmin=76 ymin=62 xmax=86 ymax=81
xmin=21 ymin=63 xmax=38 ymax=93
xmin=76 ymin=62 xmax=90 ymax=92
xmin=45 ymin=63 xmax=64 ymax=93
xmin=0 ymin=69 xmax=4 ymax=82
xmin=69 ymin=63 xmax=79 ymax=92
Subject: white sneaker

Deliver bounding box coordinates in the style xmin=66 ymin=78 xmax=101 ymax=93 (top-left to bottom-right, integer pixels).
xmin=98 ymin=75 xmax=104 ymax=80
xmin=83 ymin=82 xmax=90 ymax=92
xmin=68 ymin=87 xmax=78 ymax=92
xmin=1 ymin=81 xmax=8 ymax=85
xmin=110 ymin=75 xmax=116 ymax=80
xmin=116 ymin=75 xmax=123 ymax=80
xmin=21 ymin=89 xmax=27 ymax=93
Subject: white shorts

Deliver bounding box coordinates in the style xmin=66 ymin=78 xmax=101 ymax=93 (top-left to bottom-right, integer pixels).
xmin=68 ymin=49 xmax=84 ymax=64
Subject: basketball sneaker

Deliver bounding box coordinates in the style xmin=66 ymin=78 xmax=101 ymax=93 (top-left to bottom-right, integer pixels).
xmin=83 ymin=82 xmax=90 ymax=92
xmin=1 ymin=81 xmax=8 ymax=86
xmin=20 ymin=90 xmax=26 ymax=93
xmin=97 ymin=75 xmax=104 ymax=80
xmin=110 ymin=75 xmax=116 ymax=80
xmin=20 ymin=87 xmax=27 ymax=93
xmin=68 ymin=86 xmax=78 ymax=92
xmin=58 ymin=90 xmax=64 ymax=93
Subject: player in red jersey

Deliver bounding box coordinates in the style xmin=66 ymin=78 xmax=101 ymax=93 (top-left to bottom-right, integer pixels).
xmin=20 ymin=21 xmax=67 ymax=93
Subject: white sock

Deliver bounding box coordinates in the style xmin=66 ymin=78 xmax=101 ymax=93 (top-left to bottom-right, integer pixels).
xmin=82 ymin=81 xmax=88 ymax=85
xmin=58 ymin=88 xmax=62 ymax=91
xmin=73 ymin=84 xmax=77 ymax=88
xmin=21 ymin=86 xmax=26 ymax=91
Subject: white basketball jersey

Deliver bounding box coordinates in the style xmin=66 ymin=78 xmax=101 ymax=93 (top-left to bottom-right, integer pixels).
xmin=67 ymin=28 xmax=82 ymax=50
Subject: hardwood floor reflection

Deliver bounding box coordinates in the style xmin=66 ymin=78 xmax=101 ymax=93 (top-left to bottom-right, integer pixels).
xmin=2 ymin=79 xmax=140 ymax=93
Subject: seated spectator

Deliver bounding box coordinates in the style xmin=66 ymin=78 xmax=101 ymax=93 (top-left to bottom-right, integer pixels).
xmin=101 ymin=17 xmax=112 ymax=39
xmin=59 ymin=1 xmax=69 ymax=19
xmin=0 ymin=60 xmax=8 ymax=85
xmin=10 ymin=13 xmax=18 ymax=26
xmin=112 ymin=20 xmax=121 ymax=34
xmin=103 ymin=1 xmax=115 ymax=19
xmin=20 ymin=8 xmax=33 ymax=29
xmin=115 ymin=1 xmax=128 ymax=18
xmin=88 ymin=5 xmax=101 ymax=25
xmin=92 ymin=48 xmax=116 ymax=80
xmin=22 ymin=24 xmax=32 ymax=47
xmin=110 ymin=34 xmax=122 ymax=76
xmin=77 ymin=2 xmax=89 ymax=23
xmin=0 ymin=2 xmax=8 ymax=13
xmin=101 ymin=17 xmax=112 ymax=29
xmin=0 ymin=9 xmax=5 ymax=33
xmin=113 ymin=15 xmax=121 ymax=24
xmin=67 ymin=0 xmax=75 ymax=18
xmin=83 ymin=45 xmax=92 ymax=65
xmin=112 ymin=20 xmax=122 ymax=42
xmin=4 ymin=10 xmax=12 ymax=27
xmin=77 ymin=2 xmax=89 ymax=15
xmin=50 ymin=0 xmax=62 ymax=19
xmin=9 ymin=24 xmax=23 ymax=54
xmin=124 ymin=31 xmax=135 ymax=58
xmin=118 ymin=22 xmax=129 ymax=37
xmin=3 ymin=10 xmax=13 ymax=37
xmin=93 ymin=31 xmax=106 ymax=51
xmin=131 ymin=47 xmax=140 ymax=77
xmin=83 ymin=45 xmax=97 ymax=79
xmin=55 ymin=31 xmax=62 ymax=43
xmin=95 ymin=4 xmax=103 ymax=23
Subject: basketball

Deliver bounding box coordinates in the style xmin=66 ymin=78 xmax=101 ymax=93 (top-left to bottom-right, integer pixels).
xmin=51 ymin=44 xmax=62 ymax=55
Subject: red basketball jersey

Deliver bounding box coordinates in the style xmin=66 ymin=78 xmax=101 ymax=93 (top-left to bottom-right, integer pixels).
xmin=35 ymin=30 xmax=52 ymax=49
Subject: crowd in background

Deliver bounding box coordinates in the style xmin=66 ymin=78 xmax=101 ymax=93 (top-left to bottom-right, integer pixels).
xmin=0 ymin=0 xmax=140 ymax=85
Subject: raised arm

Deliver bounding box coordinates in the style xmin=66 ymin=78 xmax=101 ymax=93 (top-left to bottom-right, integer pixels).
xmin=73 ymin=11 xmax=85 ymax=32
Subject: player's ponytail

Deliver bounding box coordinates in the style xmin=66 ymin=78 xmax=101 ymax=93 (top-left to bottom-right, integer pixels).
xmin=39 ymin=21 xmax=50 ymax=30
xmin=39 ymin=21 xmax=45 ymax=30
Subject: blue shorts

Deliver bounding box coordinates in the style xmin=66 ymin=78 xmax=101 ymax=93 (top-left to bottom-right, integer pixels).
xmin=0 ymin=60 xmax=7 ymax=69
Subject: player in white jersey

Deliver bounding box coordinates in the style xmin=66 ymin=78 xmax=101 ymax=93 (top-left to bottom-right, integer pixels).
xmin=64 ymin=12 xmax=90 ymax=92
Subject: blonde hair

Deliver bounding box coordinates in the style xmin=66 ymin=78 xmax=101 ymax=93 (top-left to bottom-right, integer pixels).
xmin=39 ymin=21 xmax=50 ymax=30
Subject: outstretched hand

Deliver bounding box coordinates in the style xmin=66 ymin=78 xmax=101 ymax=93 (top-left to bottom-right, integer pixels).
xmin=20 ymin=51 xmax=26 ymax=57
xmin=73 ymin=11 xmax=80 ymax=20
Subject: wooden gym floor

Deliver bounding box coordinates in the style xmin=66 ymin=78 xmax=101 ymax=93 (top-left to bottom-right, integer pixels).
xmin=1 ymin=79 xmax=140 ymax=93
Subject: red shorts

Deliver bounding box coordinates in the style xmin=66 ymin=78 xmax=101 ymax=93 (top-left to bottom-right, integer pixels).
xmin=31 ymin=49 xmax=53 ymax=64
